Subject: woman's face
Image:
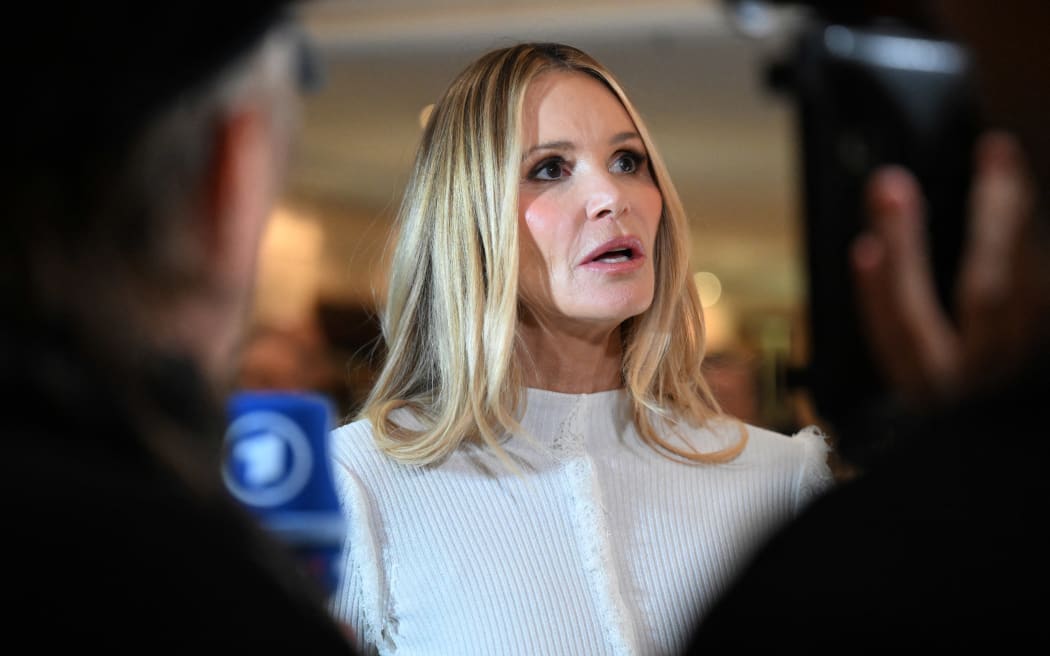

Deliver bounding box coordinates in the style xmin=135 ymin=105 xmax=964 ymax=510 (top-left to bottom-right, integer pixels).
xmin=517 ymin=70 xmax=663 ymax=334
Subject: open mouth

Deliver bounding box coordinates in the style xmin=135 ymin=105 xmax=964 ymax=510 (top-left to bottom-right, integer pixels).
xmin=591 ymin=247 xmax=635 ymax=263
xmin=582 ymin=237 xmax=645 ymax=266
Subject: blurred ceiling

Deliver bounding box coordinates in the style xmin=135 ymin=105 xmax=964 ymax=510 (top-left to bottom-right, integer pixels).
xmin=287 ymin=0 xmax=811 ymax=320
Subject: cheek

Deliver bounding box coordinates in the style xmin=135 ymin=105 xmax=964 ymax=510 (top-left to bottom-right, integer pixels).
xmin=634 ymin=183 xmax=664 ymax=247
xmin=520 ymin=195 xmax=569 ymax=267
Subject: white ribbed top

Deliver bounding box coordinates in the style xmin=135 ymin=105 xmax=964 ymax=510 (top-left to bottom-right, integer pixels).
xmin=329 ymin=388 xmax=832 ymax=655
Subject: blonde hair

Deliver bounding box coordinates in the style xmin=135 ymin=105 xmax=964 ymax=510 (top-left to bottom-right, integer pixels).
xmin=360 ymin=43 xmax=746 ymax=466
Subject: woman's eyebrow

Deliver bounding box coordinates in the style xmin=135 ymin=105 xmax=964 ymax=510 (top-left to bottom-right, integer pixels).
xmin=611 ymin=131 xmax=642 ymax=146
xmin=522 ymin=140 xmax=573 ymax=160
xmin=522 ymin=131 xmax=641 ymax=161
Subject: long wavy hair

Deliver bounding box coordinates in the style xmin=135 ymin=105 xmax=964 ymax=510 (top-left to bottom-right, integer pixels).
xmin=359 ymin=42 xmax=746 ymax=466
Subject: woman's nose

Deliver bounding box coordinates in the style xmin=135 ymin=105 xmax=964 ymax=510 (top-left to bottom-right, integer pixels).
xmin=584 ymin=172 xmax=628 ymax=221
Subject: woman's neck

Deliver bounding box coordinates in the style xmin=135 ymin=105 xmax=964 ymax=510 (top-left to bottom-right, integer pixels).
xmin=516 ymin=316 xmax=624 ymax=394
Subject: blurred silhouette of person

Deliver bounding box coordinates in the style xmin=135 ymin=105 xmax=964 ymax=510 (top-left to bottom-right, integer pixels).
xmin=237 ymin=320 xmax=354 ymax=415
xmin=702 ymin=349 xmax=761 ymax=425
xmin=2 ymin=1 xmax=356 ymax=651
xmin=238 ymin=322 xmax=331 ymax=390
xmin=239 ymin=326 xmax=316 ymax=390
xmin=688 ymin=0 xmax=1050 ymax=648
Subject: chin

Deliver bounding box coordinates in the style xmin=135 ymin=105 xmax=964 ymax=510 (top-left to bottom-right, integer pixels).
xmin=577 ymin=292 xmax=654 ymax=326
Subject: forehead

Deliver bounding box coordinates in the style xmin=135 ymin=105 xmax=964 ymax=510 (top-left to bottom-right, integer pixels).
xmin=519 ymin=70 xmax=635 ymax=142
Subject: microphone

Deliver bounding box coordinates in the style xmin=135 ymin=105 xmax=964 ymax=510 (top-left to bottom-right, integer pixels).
xmin=221 ymin=390 xmax=346 ymax=598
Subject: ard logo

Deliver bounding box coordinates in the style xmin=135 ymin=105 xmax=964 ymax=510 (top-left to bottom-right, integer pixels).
xmin=222 ymin=410 xmax=313 ymax=508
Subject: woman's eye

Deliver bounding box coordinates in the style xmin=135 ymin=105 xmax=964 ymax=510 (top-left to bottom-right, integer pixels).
xmin=613 ymin=151 xmax=645 ymax=174
xmin=531 ymin=158 xmax=568 ymax=181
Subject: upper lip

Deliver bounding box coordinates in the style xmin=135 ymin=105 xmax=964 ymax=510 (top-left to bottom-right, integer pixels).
xmin=579 ymin=236 xmax=645 ymax=265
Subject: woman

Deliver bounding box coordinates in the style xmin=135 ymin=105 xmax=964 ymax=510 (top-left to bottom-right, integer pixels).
xmin=329 ymin=42 xmax=832 ymax=655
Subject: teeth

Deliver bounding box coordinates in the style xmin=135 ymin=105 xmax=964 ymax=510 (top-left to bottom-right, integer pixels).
xmin=597 ymin=250 xmax=631 ymax=263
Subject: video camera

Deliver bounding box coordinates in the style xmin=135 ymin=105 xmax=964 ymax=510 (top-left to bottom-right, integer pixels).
xmin=727 ymin=1 xmax=983 ymax=465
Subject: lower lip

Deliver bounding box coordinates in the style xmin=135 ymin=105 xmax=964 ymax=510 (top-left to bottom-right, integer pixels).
xmin=579 ymin=255 xmax=647 ymax=274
